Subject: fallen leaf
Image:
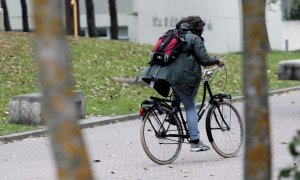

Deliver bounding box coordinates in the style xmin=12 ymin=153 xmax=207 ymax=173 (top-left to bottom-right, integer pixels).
xmin=180 ymin=169 xmax=190 ymax=173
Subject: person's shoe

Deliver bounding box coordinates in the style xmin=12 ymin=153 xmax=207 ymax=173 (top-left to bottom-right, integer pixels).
xmin=190 ymin=140 xmax=210 ymax=152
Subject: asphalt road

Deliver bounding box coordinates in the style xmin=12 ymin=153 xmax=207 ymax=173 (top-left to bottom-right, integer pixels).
xmin=0 ymin=90 xmax=299 ymax=180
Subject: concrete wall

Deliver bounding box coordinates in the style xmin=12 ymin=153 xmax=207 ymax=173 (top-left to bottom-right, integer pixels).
xmin=135 ymin=0 xmax=242 ymax=53
xmin=134 ymin=0 xmax=290 ymax=53
xmin=2 ymin=0 xmax=300 ymax=53
xmin=79 ymin=0 xmax=134 ymax=14
xmin=0 ymin=8 xmax=4 ymax=31
xmin=5 ymin=0 xmax=34 ymax=30
xmin=283 ymin=21 xmax=300 ymax=51
xmin=265 ymin=1 xmax=284 ymax=51
xmin=78 ymin=0 xmax=137 ymax=40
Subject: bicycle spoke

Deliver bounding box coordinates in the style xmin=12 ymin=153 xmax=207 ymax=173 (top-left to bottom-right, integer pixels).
xmin=140 ymin=105 xmax=183 ymax=165
xmin=150 ymin=110 xmax=166 ymax=132
xmin=159 ymin=142 xmax=180 ymax=145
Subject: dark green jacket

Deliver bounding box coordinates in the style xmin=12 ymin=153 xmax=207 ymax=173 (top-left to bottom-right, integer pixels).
xmin=142 ymin=23 xmax=219 ymax=97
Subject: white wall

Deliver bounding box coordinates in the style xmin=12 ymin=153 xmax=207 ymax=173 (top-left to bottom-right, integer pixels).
xmin=283 ymin=21 xmax=300 ymax=51
xmin=265 ymin=1 xmax=284 ymax=51
xmin=135 ymin=0 xmax=289 ymax=53
xmin=135 ymin=0 xmax=242 ymax=53
xmin=5 ymin=0 xmax=34 ymax=30
xmin=3 ymin=0 xmax=300 ymax=53
xmin=0 ymin=8 xmax=4 ymax=31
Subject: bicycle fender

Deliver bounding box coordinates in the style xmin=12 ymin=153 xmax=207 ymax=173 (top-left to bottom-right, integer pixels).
xmin=212 ymin=93 xmax=232 ymax=102
xmin=141 ymin=100 xmax=164 ymax=114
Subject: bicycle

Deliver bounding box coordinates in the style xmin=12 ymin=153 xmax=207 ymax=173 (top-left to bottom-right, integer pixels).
xmin=139 ymin=65 xmax=244 ymax=165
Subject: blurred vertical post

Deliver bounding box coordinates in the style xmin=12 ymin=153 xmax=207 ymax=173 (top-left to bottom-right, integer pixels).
xmin=71 ymin=0 xmax=78 ymax=38
xmin=242 ymin=0 xmax=271 ymax=180
xmin=32 ymin=0 xmax=93 ymax=179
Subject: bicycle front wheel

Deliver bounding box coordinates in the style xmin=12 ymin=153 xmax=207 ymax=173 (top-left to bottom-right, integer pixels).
xmin=140 ymin=104 xmax=183 ymax=165
xmin=206 ymin=101 xmax=243 ymax=158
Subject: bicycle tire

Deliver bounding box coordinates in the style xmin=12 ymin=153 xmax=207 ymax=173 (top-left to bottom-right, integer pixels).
xmin=206 ymin=101 xmax=243 ymax=158
xmin=140 ymin=104 xmax=183 ymax=165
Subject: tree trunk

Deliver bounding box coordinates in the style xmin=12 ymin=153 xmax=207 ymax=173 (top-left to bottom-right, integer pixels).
xmin=1 ymin=0 xmax=11 ymax=31
xmin=32 ymin=0 xmax=93 ymax=179
xmin=20 ymin=0 xmax=29 ymax=32
xmin=108 ymin=0 xmax=118 ymax=40
xmin=65 ymin=0 xmax=74 ymax=35
xmin=242 ymin=1 xmax=271 ymax=180
xmin=85 ymin=0 xmax=97 ymax=37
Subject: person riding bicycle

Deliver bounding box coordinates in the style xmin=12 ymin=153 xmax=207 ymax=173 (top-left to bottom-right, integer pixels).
xmin=142 ymin=16 xmax=224 ymax=152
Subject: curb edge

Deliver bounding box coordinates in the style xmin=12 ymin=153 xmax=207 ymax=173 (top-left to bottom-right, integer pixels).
xmin=1 ymin=85 xmax=300 ymax=144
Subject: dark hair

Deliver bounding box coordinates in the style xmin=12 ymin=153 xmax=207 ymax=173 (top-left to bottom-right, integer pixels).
xmin=176 ymin=16 xmax=206 ymax=36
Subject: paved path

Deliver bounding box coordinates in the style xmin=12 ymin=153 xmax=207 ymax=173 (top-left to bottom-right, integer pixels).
xmin=0 ymin=90 xmax=299 ymax=180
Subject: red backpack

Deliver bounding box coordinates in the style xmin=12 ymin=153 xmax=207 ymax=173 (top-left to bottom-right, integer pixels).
xmin=149 ymin=29 xmax=186 ymax=66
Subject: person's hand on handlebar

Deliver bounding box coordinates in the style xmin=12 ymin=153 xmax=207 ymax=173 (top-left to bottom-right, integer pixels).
xmin=217 ymin=60 xmax=225 ymax=67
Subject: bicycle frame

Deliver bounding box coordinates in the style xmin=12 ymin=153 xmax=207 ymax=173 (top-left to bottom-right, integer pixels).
xmin=172 ymin=79 xmax=231 ymax=142
xmin=141 ymin=66 xmax=232 ymax=143
xmin=140 ymin=66 xmax=244 ymax=163
xmin=198 ymin=80 xmax=232 ymax=131
xmin=197 ymin=80 xmax=213 ymax=120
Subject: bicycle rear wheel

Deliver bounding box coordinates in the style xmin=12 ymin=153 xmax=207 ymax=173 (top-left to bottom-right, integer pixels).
xmin=140 ymin=104 xmax=183 ymax=165
xmin=206 ymin=101 xmax=243 ymax=158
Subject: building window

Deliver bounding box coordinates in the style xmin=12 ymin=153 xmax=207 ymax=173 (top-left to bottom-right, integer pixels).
xmin=95 ymin=26 xmax=128 ymax=40
xmin=117 ymin=26 xmax=128 ymax=40
xmin=282 ymin=0 xmax=300 ymax=20
xmin=98 ymin=28 xmax=108 ymax=37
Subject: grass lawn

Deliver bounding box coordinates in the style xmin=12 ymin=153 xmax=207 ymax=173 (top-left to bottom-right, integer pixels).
xmin=1 ymin=32 xmax=300 ymax=136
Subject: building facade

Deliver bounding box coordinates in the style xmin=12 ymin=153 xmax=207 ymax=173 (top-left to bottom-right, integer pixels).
xmin=2 ymin=0 xmax=300 ymax=53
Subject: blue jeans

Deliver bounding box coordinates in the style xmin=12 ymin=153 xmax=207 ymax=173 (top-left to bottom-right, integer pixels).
xmin=173 ymin=87 xmax=199 ymax=141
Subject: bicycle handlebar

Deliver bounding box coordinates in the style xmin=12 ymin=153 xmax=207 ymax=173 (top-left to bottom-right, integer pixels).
xmin=202 ymin=65 xmax=225 ymax=79
xmin=202 ymin=63 xmax=228 ymax=93
xmin=203 ymin=64 xmax=225 ymax=72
